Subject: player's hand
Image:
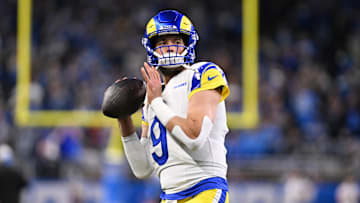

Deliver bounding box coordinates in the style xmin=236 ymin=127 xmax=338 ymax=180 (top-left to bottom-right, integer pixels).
xmin=117 ymin=115 xmax=136 ymax=137
xmin=141 ymin=62 xmax=162 ymax=104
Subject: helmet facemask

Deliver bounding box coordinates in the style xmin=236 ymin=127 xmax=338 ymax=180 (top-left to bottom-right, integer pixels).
xmin=149 ymin=34 xmax=190 ymax=68
xmin=153 ymin=46 xmax=188 ymax=68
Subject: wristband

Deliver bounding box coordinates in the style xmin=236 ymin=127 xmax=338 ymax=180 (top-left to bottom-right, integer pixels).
xmin=121 ymin=132 xmax=138 ymax=142
xmin=150 ymin=97 xmax=176 ymax=126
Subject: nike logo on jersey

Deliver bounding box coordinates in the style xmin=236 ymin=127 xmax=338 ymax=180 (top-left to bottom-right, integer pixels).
xmin=208 ymin=75 xmax=218 ymax=80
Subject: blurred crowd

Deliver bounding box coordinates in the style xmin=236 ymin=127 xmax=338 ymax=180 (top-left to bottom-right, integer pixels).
xmin=0 ymin=0 xmax=360 ymax=188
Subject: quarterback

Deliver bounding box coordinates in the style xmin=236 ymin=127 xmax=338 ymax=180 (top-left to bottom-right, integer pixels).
xmin=118 ymin=10 xmax=230 ymax=202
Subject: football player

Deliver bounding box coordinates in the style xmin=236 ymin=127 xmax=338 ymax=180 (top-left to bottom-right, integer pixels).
xmin=118 ymin=9 xmax=230 ymax=203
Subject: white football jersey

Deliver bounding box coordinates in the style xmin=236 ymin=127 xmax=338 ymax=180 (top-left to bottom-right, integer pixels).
xmin=142 ymin=61 xmax=230 ymax=194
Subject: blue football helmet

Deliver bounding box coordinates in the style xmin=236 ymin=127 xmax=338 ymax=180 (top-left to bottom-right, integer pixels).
xmin=142 ymin=10 xmax=199 ymax=68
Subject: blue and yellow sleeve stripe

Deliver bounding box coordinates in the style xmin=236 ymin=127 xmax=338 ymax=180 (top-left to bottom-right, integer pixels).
xmin=189 ymin=62 xmax=230 ymax=102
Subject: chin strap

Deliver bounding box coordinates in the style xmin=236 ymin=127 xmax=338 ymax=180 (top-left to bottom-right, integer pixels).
xmin=182 ymin=64 xmax=199 ymax=73
xmin=150 ymin=97 xmax=176 ymax=126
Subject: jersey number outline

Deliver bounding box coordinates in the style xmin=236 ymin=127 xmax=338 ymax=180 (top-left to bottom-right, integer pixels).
xmin=150 ymin=117 xmax=168 ymax=165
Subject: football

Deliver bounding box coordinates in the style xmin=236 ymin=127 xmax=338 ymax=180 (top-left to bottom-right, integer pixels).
xmin=101 ymin=78 xmax=146 ymax=118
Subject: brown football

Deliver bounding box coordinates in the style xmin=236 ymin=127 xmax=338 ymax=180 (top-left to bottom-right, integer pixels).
xmin=101 ymin=78 xmax=146 ymax=118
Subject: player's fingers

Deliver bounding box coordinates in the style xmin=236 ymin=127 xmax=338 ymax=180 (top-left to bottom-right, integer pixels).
xmin=115 ymin=77 xmax=127 ymax=83
xmin=154 ymin=68 xmax=161 ymax=81
xmin=144 ymin=62 xmax=156 ymax=79
xmin=148 ymin=64 xmax=158 ymax=78
xmin=144 ymin=63 xmax=161 ymax=83
xmin=149 ymin=65 xmax=161 ymax=82
xmin=144 ymin=62 xmax=152 ymax=74
xmin=141 ymin=67 xmax=149 ymax=82
xmin=148 ymin=66 xmax=158 ymax=81
xmin=149 ymin=67 xmax=157 ymax=80
xmin=144 ymin=62 xmax=151 ymax=69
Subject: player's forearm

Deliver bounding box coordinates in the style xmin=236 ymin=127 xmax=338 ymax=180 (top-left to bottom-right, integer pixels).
xmin=117 ymin=116 xmax=136 ymax=137
xmin=150 ymin=97 xmax=198 ymax=138
xmin=170 ymin=116 xmax=213 ymax=150
xmin=122 ymin=132 xmax=154 ymax=179
xmin=166 ymin=117 xmax=199 ymax=139
xmin=150 ymin=97 xmax=212 ymax=150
